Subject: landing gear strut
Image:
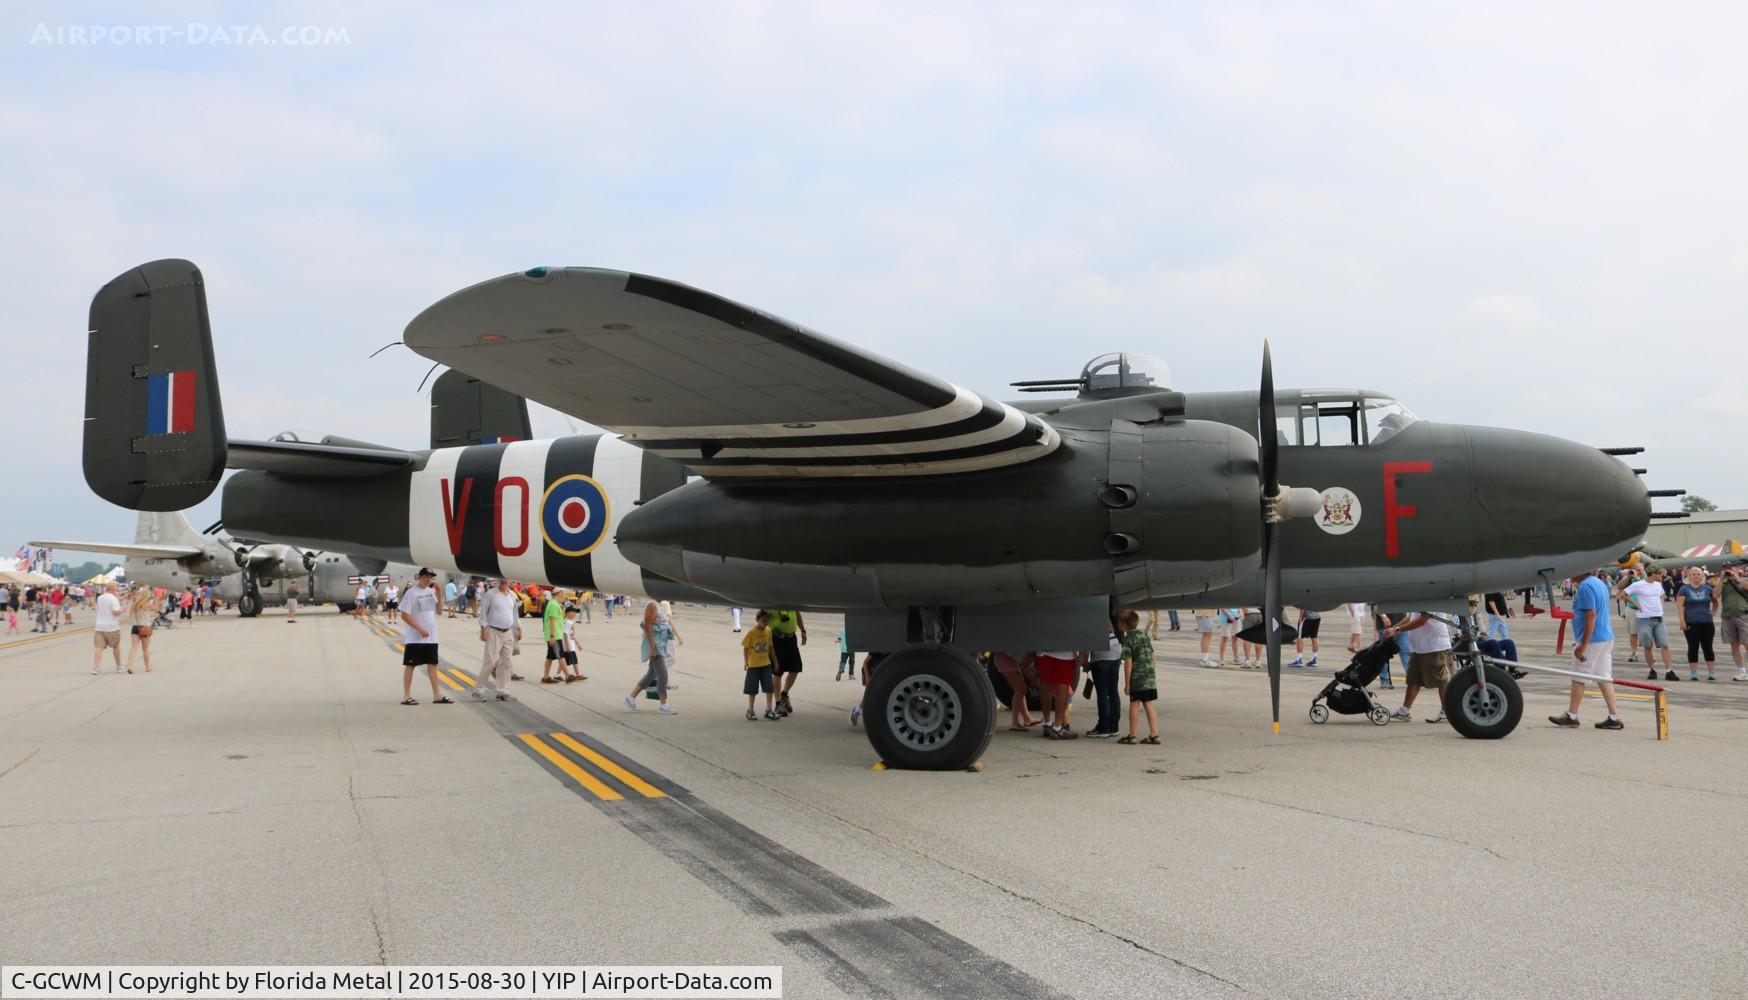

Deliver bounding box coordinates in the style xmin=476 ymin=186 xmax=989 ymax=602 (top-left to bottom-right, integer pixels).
xmin=237 ymin=571 xmax=261 ymax=618
xmin=862 ymin=643 xmax=995 ymax=770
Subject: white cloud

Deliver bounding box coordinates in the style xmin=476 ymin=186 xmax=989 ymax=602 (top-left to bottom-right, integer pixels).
xmin=1468 ymin=293 xmax=1547 ymax=335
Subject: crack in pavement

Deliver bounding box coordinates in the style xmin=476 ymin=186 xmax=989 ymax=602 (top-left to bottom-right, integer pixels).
xmin=0 ymin=747 xmax=41 ymax=781
xmin=1187 ymin=784 xmax=1508 ymax=860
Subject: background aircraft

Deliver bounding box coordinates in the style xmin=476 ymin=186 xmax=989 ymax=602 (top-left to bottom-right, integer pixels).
xmin=34 ymin=510 xmax=415 ymax=615
xmin=81 ymin=260 xmax=1652 ymax=767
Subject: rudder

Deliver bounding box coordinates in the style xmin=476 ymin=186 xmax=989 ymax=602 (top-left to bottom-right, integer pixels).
xmin=83 ymin=259 xmax=227 ymax=511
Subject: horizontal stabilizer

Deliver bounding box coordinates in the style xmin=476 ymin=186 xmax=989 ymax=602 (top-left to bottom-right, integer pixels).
xmin=83 ymin=259 xmax=228 ymax=511
xmin=25 ymin=540 xmax=202 ymax=560
xmin=227 ymin=439 xmax=414 ymax=479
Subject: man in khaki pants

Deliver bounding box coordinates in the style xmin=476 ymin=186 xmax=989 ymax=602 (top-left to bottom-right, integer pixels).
xmin=473 ymin=578 xmax=522 ymax=702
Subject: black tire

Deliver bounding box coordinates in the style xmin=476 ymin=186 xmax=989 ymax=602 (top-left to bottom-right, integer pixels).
xmin=1442 ymin=662 xmax=1523 ymax=739
xmin=337 ymin=603 xmax=355 ymax=614
xmin=864 ymin=644 xmax=995 ymax=770
xmin=238 ymin=591 xmax=261 ymax=618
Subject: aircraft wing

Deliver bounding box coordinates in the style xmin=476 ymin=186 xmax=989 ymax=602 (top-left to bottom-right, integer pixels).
xmin=403 ymin=268 xmax=1061 ymax=478
xmin=26 ymin=540 xmax=203 ymax=560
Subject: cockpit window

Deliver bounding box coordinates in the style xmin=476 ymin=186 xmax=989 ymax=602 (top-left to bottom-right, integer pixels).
xmin=1080 ymin=352 xmax=1172 ymax=393
xmin=1364 ymin=397 xmax=1418 ymax=444
xmin=1299 ymin=400 xmax=1361 ymax=446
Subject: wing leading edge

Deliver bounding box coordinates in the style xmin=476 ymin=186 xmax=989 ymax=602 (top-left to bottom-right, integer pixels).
xmin=402 ymin=268 xmax=1060 ymax=478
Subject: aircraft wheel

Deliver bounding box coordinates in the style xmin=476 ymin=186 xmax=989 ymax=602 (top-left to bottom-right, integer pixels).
xmin=1443 ymin=663 xmax=1523 ymax=739
xmin=238 ymin=591 xmax=261 ymax=618
xmin=1369 ymin=706 xmax=1391 ymax=726
xmin=337 ymin=603 xmax=355 ymax=614
xmin=863 ymin=643 xmax=994 ymax=771
xmin=1309 ymin=703 xmax=1329 ymax=724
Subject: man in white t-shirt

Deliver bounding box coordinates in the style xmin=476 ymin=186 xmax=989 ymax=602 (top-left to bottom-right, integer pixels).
xmin=382 ymin=581 xmax=400 ymax=623
xmin=91 ymin=582 xmax=123 ymax=675
xmin=1621 ymin=568 xmax=1674 ymax=680
xmin=1387 ymin=612 xmax=1453 ymax=723
xmin=398 ymin=568 xmax=448 ymax=705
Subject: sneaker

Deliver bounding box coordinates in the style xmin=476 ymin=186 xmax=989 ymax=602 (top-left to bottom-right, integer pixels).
xmin=623 ymin=696 xmax=638 ymax=712
xmin=1628 ymin=652 xmax=1637 ymax=662
xmin=1391 ymin=707 xmax=1411 ymax=720
xmin=1425 ymin=711 xmax=1447 ymax=723
xmin=746 ymin=709 xmax=757 ymax=721
xmin=1379 ymin=681 xmax=1395 ymax=689
xmin=1665 ymin=671 xmax=1680 ymax=681
xmin=1595 ymin=717 xmax=1624 ymax=730
xmin=850 ymin=705 xmax=862 ymax=727
xmin=1708 ymin=672 xmax=1717 ymax=682
xmin=835 ymin=672 xmax=843 ymax=681
xmin=1548 ymin=713 xmax=1580 ymax=728
xmin=1735 ymin=670 xmax=1748 ymax=682
xmin=1647 ymin=669 xmax=1658 ymax=680
xmin=1289 ymin=656 xmax=1304 ymax=668
xmin=1056 ymin=726 xmax=1079 ymax=740
xmin=1308 ymin=655 xmax=1318 ymax=668
xmin=658 ymin=704 xmax=678 ymax=715
xmin=510 ymin=674 xmax=524 ymax=681
xmin=1087 ymin=729 xmax=1113 ymax=739
xmin=764 ymin=709 xmax=779 ymax=720
xmin=91 ymin=666 xmax=100 ymax=675
xmin=495 ymin=692 xmax=515 ymax=702
xmin=469 ymin=688 xmax=487 ymax=701
xmin=1690 ymin=672 xmax=1700 ymax=681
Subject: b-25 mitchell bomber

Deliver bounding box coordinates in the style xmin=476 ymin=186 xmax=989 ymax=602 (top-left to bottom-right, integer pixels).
xmin=81 ymin=260 xmax=1650 ymax=768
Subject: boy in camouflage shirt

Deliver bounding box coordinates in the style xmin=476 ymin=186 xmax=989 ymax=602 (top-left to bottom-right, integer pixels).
xmin=1116 ymin=609 xmax=1161 ymax=745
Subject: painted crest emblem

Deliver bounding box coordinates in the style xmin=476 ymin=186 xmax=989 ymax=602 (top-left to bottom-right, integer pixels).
xmin=1314 ymin=487 xmax=1362 ymax=535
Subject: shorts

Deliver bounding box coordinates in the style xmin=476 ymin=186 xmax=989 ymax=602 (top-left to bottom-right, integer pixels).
xmin=1195 ymin=616 xmax=1214 ymax=634
xmin=563 ymin=650 xmax=578 ymax=666
xmin=743 ymin=665 xmax=775 ymax=695
xmin=1348 ymin=617 xmax=1364 ymax=635
xmin=1720 ymin=615 xmax=1748 ymax=646
xmin=771 ymin=632 xmax=803 ymax=674
xmin=93 ymin=630 xmax=120 ymax=650
xmin=1634 ymin=617 xmax=1669 ymax=648
xmin=1300 ymin=617 xmax=1322 ymax=639
xmin=1130 ymin=688 xmax=1158 ymax=702
xmin=1036 ymin=654 xmax=1075 ymax=688
xmin=1408 ymin=651 xmax=1453 ymax=688
xmin=1220 ymin=621 xmax=1238 ymax=638
xmin=1572 ymin=638 xmax=1614 ymax=682
xmin=546 ymin=640 xmax=564 ymax=660
xmin=402 ymin=643 xmax=439 ymax=667
xmin=385 ymin=600 xmax=398 ymax=609
xmin=286 ymin=598 xmax=298 ymax=612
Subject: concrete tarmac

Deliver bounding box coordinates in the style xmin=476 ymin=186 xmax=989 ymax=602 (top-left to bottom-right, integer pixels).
xmin=2 ymin=604 xmax=1745 ymax=999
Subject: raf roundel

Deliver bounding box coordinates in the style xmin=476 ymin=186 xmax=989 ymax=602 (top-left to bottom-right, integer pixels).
xmin=541 ymin=474 xmax=611 ymax=556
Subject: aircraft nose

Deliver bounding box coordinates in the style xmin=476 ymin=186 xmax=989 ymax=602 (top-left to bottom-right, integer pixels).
xmin=1466 ymin=427 xmax=1650 ymax=562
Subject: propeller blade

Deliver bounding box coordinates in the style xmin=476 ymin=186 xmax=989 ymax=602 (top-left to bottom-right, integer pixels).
xmin=1259 ymin=341 xmax=1278 ymax=497
xmin=1264 ymin=521 xmax=1282 ymax=735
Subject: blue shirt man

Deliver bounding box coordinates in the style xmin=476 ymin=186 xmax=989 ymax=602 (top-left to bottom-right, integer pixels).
xmin=1571 ymin=574 xmax=1614 ymax=644
xmin=1551 ymin=569 xmax=1622 ymax=730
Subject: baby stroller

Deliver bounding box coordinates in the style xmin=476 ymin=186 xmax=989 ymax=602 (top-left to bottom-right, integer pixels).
xmin=1309 ymin=639 xmax=1395 ymax=725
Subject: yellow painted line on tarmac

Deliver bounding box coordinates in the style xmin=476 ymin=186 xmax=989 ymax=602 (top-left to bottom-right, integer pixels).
xmin=549 ymin=732 xmax=664 ymax=798
xmin=394 ymin=642 xmax=405 ymax=652
xmin=518 ymin=733 xmax=622 ymax=801
xmin=435 ymin=671 xmax=463 ymax=692
xmin=0 ymin=626 xmax=93 ymax=650
xmin=442 ymin=669 xmax=476 ymax=688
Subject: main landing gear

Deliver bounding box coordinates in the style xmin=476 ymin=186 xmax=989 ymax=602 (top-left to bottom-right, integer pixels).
xmin=237 ymin=587 xmax=262 ymax=618
xmin=862 ymin=643 xmax=996 ymax=771
xmin=1443 ymin=662 xmax=1524 ymax=739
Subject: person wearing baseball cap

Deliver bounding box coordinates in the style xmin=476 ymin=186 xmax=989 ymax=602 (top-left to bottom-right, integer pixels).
xmin=399 ymin=568 xmax=449 ymax=705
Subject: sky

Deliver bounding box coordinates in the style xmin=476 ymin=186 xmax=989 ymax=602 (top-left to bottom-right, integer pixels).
xmin=3 ymin=1 xmax=1746 ymax=557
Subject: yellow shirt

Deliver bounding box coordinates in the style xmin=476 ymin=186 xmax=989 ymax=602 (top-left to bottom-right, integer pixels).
xmin=741 ymin=626 xmax=773 ymax=669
